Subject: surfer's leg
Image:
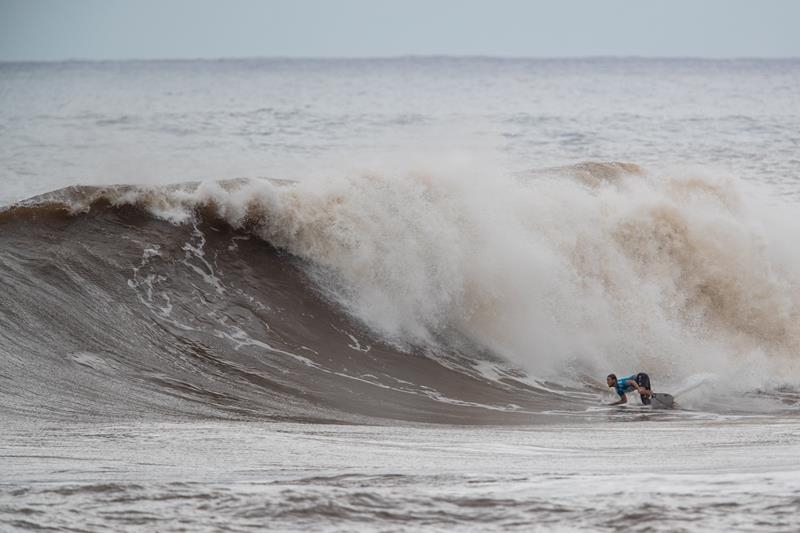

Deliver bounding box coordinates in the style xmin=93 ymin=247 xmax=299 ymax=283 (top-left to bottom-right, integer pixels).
xmin=636 ymin=373 xmax=652 ymax=404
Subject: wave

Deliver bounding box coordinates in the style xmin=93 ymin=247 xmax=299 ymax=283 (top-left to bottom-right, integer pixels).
xmin=1 ymin=162 xmax=799 ymax=422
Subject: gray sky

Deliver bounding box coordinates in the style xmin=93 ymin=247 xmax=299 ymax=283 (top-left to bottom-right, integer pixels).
xmin=1 ymin=0 xmax=799 ymax=61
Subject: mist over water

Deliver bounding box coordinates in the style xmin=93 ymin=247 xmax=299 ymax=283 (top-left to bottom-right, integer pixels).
xmin=2 ymin=58 xmax=800 ymax=531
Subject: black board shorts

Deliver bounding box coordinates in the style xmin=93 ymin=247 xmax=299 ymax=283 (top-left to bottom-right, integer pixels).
xmin=636 ymin=372 xmax=651 ymax=405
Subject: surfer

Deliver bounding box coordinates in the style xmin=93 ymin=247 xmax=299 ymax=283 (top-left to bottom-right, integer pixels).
xmin=607 ymin=373 xmax=652 ymax=405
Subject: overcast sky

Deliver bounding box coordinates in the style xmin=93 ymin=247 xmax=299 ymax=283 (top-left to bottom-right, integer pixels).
xmin=1 ymin=0 xmax=799 ymax=61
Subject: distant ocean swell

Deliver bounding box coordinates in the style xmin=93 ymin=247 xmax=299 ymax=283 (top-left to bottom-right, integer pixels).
xmin=1 ymin=162 xmax=798 ymax=422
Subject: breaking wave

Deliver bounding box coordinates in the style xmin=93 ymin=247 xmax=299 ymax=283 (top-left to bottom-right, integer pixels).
xmin=2 ymin=162 xmax=799 ymax=422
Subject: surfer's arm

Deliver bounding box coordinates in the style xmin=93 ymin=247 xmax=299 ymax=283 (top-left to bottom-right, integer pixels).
xmin=609 ymin=394 xmax=627 ymax=405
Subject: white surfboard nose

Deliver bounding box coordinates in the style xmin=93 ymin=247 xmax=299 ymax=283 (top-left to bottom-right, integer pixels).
xmin=652 ymin=393 xmax=675 ymax=409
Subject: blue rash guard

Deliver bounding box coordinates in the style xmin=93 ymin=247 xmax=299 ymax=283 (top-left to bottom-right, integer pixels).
xmin=615 ymin=375 xmax=637 ymax=397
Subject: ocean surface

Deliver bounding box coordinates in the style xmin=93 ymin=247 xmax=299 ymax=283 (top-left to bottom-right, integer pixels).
xmin=1 ymin=58 xmax=799 ymax=531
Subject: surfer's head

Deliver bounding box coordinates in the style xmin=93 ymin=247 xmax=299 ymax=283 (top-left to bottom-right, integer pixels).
xmin=606 ymin=374 xmax=617 ymax=387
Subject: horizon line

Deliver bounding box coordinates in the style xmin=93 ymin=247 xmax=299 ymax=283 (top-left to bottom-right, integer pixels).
xmin=2 ymin=54 xmax=800 ymax=65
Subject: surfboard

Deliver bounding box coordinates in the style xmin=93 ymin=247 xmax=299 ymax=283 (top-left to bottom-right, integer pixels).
xmin=650 ymin=393 xmax=674 ymax=409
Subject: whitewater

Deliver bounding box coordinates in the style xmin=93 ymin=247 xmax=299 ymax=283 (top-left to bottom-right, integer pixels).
xmin=1 ymin=58 xmax=799 ymax=531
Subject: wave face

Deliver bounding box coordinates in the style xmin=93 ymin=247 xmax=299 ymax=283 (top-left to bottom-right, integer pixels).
xmin=2 ymin=163 xmax=799 ymax=422
xmin=0 ymin=191 xmax=549 ymax=424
